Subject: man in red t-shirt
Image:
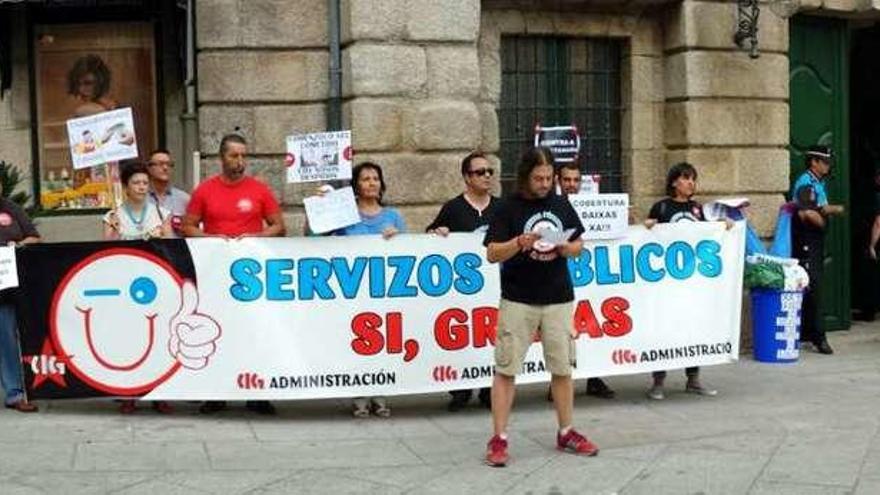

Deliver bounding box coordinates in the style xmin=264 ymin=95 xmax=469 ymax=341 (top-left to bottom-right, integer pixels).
xmin=182 ymin=134 xmax=285 ymax=415
xmin=183 ymin=134 xmax=285 ymax=238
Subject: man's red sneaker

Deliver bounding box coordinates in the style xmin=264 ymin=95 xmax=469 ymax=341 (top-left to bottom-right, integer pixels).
xmin=556 ymin=429 xmax=599 ymax=456
xmin=485 ymin=435 xmax=509 ymax=467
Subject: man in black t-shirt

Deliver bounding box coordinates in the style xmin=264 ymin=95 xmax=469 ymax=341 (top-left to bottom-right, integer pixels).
xmin=483 ymin=147 xmax=598 ymax=467
xmin=427 ymin=151 xmax=501 ymax=412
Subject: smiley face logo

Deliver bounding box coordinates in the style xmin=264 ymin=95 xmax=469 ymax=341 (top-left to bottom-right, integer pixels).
xmin=50 ymin=248 xmax=221 ymax=395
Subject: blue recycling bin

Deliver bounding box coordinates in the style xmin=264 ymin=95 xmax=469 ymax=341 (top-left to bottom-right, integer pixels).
xmin=750 ymin=289 xmax=803 ymax=363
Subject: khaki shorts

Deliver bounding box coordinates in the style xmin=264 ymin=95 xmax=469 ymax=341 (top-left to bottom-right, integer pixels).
xmin=494 ymin=298 xmax=576 ymax=377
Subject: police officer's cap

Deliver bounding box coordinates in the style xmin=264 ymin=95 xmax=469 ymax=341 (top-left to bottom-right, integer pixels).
xmin=806 ymin=145 xmax=833 ymax=163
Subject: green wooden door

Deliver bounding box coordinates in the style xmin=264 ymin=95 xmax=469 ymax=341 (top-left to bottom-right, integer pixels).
xmin=789 ymin=16 xmax=850 ymax=331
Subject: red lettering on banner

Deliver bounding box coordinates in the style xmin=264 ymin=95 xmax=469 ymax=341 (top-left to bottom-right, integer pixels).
xmin=601 ymin=297 xmax=632 ymax=337
xmin=351 ymin=312 xmax=384 ymax=356
xmin=573 ymin=300 xmax=602 ymax=337
xmin=435 ymin=308 xmax=469 ymax=350
xmin=351 ymin=311 xmax=420 ymax=362
xmin=573 ymin=297 xmax=632 ymax=338
xmin=471 ymin=307 xmax=497 ymax=347
xmin=434 ymin=306 xmax=499 ymax=350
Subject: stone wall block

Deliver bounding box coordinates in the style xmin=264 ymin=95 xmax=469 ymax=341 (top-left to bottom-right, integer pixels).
xmin=627 ymin=150 xmax=666 ymax=196
xmin=665 ymin=52 xmax=789 ymax=99
xmin=199 ymin=51 xmax=329 ymax=102
xmin=664 ymin=101 xmax=789 ymax=147
xmin=551 ymin=12 xmax=610 ymax=37
xmin=253 ymin=104 xmax=327 ymax=154
xmin=661 ymin=147 xmax=790 ymax=194
xmin=630 ymin=55 xmax=664 ymax=103
xmin=478 ymin=29 xmax=502 ymax=103
xmin=196 ymin=0 xmax=239 ymax=48
xmin=409 ymin=100 xmax=481 ymax=151
xmin=427 ymin=46 xmax=480 ymax=98
xmin=345 ymin=99 xmax=403 ymax=151
xmin=398 ymin=205 xmax=450 ymax=233
xmin=626 ymin=102 xmax=659 ymax=151
xmin=523 ymin=11 xmax=555 ymax=34
xmin=631 ymin=16 xmax=662 ymax=56
xmin=405 ymin=0 xmax=479 ymax=41
xmin=343 ymin=44 xmax=427 ymax=97
xmin=247 ymin=158 xmax=287 ymax=201
xmin=341 ymin=0 xmax=407 ymax=42
xmin=240 ymin=0 xmax=327 ymax=47
xmin=351 ymin=152 xmax=465 ymax=205
xmin=665 ymin=1 xmax=787 ymax=52
xmin=483 ymin=9 xmax=524 ymax=33
xmin=478 ymin=103 xmax=500 ymax=152
xmin=198 ymin=105 xmax=256 ymax=154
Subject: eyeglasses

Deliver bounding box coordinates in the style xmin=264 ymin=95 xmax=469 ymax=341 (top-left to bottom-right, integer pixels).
xmin=468 ymin=168 xmax=495 ymax=177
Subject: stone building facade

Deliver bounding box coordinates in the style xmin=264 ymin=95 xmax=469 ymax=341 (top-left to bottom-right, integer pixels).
xmin=2 ymin=0 xmax=880 ymax=328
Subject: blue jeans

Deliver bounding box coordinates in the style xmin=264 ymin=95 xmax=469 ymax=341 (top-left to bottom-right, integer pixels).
xmin=0 ymin=302 xmax=25 ymax=405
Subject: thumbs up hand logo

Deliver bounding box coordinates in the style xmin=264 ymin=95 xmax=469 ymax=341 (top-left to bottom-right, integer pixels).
xmin=168 ymin=281 xmax=222 ymax=370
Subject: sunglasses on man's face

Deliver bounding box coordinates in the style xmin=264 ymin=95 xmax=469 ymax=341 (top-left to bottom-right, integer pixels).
xmin=468 ymin=168 xmax=495 ymax=177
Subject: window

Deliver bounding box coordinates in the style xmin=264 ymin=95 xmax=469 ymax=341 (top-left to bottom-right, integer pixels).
xmin=497 ymin=36 xmax=623 ymax=193
xmin=34 ymin=22 xmax=158 ymax=211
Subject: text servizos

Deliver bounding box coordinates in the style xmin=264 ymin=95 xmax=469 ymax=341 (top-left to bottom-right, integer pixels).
xmin=229 ymin=253 xmax=485 ymax=301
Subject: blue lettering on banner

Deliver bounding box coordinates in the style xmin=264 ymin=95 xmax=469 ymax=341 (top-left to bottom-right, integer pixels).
xmin=228 ymin=253 xmax=487 ymax=302
xmin=567 ymin=239 xmax=724 ymax=287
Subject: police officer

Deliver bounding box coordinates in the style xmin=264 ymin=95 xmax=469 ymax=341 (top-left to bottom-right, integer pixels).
xmin=791 ymin=145 xmax=844 ymax=355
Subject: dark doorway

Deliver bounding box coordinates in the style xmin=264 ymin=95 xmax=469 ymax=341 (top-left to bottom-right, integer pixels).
xmin=849 ymin=22 xmax=880 ymax=322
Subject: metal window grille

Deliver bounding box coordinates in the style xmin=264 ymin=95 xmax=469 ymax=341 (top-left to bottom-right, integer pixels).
xmin=498 ymin=36 xmax=623 ymax=193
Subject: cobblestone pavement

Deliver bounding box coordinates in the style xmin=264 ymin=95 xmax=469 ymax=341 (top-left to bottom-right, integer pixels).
xmin=0 ymin=323 xmax=878 ymax=494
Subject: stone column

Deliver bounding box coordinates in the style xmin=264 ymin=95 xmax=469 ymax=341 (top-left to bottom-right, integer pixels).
xmin=196 ymin=0 xmax=330 ymax=233
xmin=663 ymin=0 xmax=790 ymax=236
xmin=341 ymin=0 xmax=483 ymax=229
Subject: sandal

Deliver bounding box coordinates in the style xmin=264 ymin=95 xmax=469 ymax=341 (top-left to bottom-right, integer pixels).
xmin=371 ymin=398 xmax=391 ymax=418
xmin=352 ymin=398 xmax=370 ymax=418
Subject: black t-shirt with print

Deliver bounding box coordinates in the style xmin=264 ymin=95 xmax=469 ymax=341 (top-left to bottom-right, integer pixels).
xmin=483 ymin=192 xmax=585 ymax=305
xmin=425 ymin=194 xmax=501 ymax=234
xmin=648 ymin=198 xmax=705 ymax=224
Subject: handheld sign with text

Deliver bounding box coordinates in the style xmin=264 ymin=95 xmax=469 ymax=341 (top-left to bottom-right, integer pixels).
xmin=286 ymin=130 xmax=353 ymax=183
xmin=534 ymin=124 xmax=580 ymax=164
xmin=0 ymin=246 xmax=17 ymax=290
xmin=303 ymin=186 xmax=361 ymax=234
xmin=66 ymin=108 xmax=138 ymax=170
xmin=569 ymin=193 xmax=629 ymax=239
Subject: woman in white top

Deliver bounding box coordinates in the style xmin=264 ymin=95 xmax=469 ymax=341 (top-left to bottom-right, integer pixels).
xmin=102 ymin=161 xmax=172 ymax=414
xmin=104 ymin=161 xmax=172 ymax=241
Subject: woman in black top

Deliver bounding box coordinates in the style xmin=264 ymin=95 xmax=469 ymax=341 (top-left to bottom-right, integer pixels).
xmin=644 ymin=162 xmax=722 ymax=400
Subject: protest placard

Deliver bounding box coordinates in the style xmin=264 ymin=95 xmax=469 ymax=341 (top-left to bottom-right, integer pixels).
xmin=534 ymin=124 xmax=580 ymax=163
xmin=66 ymin=108 xmax=138 ymax=170
xmin=569 ymin=193 xmax=629 ymax=239
xmin=286 ymin=130 xmax=353 ymax=183
xmin=0 ymin=246 xmax=18 ymax=291
xmin=303 ymin=186 xmax=361 ymax=234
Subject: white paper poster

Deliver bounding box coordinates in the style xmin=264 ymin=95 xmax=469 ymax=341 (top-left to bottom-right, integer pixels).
xmin=303 ymin=186 xmax=361 ymax=234
xmin=286 ymin=130 xmax=353 ymax=183
xmin=0 ymin=246 xmax=18 ymax=291
xmin=569 ymin=193 xmax=630 ymax=240
xmin=66 ymin=108 xmax=138 ymax=170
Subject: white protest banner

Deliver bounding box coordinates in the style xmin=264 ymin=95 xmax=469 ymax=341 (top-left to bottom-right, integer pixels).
xmin=534 ymin=124 xmax=580 ymax=163
xmin=569 ymin=193 xmax=629 ymax=240
xmin=285 ymin=130 xmax=353 ymax=183
xmin=0 ymin=246 xmax=18 ymax=290
xmin=66 ymin=108 xmax=138 ymax=170
xmin=20 ymin=224 xmax=744 ymax=400
xmin=303 ymin=186 xmax=361 ymax=234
